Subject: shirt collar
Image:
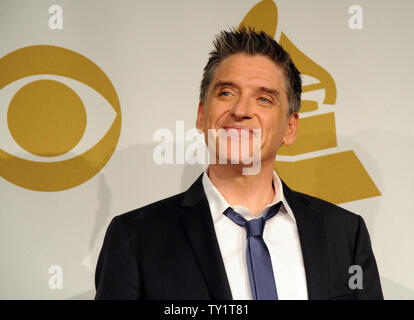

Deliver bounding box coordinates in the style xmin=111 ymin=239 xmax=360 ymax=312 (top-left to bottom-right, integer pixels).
xmin=202 ymin=168 xmax=296 ymax=223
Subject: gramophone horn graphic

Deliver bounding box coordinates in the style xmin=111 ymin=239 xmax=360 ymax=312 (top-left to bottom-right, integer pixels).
xmin=239 ymin=0 xmax=380 ymax=204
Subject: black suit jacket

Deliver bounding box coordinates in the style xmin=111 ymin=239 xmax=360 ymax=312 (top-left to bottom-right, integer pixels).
xmin=94 ymin=174 xmax=383 ymax=300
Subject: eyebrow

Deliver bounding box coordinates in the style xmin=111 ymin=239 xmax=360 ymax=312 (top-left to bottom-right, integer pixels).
xmin=257 ymin=86 xmax=280 ymax=99
xmin=211 ymin=81 xmax=239 ymax=93
xmin=211 ymin=81 xmax=280 ymax=99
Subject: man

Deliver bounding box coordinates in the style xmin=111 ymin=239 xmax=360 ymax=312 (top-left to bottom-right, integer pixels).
xmin=94 ymin=28 xmax=383 ymax=300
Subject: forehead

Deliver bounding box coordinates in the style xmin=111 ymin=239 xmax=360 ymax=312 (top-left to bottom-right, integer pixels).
xmin=211 ymin=53 xmax=287 ymax=93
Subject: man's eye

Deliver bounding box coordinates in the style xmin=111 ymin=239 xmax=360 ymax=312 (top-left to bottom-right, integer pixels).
xmin=219 ymin=91 xmax=232 ymax=96
xmin=259 ymin=97 xmax=270 ymax=103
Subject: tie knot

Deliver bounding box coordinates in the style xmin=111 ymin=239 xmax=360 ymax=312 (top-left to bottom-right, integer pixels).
xmin=245 ymin=218 xmax=265 ymax=237
xmin=223 ymin=201 xmax=282 ymax=238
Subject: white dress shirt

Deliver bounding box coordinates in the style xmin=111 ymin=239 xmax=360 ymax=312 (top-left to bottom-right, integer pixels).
xmin=202 ymin=169 xmax=308 ymax=300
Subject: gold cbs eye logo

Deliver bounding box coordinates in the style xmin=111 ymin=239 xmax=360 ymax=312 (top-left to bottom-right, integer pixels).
xmin=0 ymin=45 xmax=121 ymax=191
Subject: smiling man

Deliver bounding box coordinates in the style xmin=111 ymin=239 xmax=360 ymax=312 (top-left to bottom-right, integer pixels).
xmin=95 ymin=28 xmax=383 ymax=300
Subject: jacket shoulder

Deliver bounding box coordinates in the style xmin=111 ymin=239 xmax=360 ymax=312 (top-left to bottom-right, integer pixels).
xmin=118 ymin=191 xmax=186 ymax=224
xmin=292 ymin=190 xmax=362 ymax=229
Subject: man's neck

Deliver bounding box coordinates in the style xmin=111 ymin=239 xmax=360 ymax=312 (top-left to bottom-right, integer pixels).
xmin=207 ymin=162 xmax=275 ymax=216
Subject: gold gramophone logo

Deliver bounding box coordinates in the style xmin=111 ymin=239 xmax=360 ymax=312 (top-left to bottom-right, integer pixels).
xmin=0 ymin=45 xmax=121 ymax=191
xmin=240 ymin=0 xmax=380 ymax=204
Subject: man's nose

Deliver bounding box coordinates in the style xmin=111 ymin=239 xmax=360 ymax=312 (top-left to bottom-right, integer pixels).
xmin=230 ymin=96 xmax=253 ymax=120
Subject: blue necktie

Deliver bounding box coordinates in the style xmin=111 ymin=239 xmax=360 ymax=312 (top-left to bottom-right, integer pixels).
xmin=223 ymin=202 xmax=282 ymax=300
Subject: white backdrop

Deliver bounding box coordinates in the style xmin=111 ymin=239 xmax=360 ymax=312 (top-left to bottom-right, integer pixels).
xmin=0 ymin=0 xmax=413 ymax=299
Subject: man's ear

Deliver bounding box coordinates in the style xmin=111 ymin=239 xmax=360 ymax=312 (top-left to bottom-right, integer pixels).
xmin=282 ymin=112 xmax=299 ymax=146
xmin=196 ymin=101 xmax=205 ymax=131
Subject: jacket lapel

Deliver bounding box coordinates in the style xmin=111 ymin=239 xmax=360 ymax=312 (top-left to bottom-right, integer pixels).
xmin=282 ymin=181 xmax=329 ymax=299
xmin=180 ymin=174 xmax=233 ymax=300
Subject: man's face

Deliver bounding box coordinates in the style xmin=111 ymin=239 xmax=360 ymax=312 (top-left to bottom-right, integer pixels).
xmin=196 ymin=53 xmax=298 ymax=167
